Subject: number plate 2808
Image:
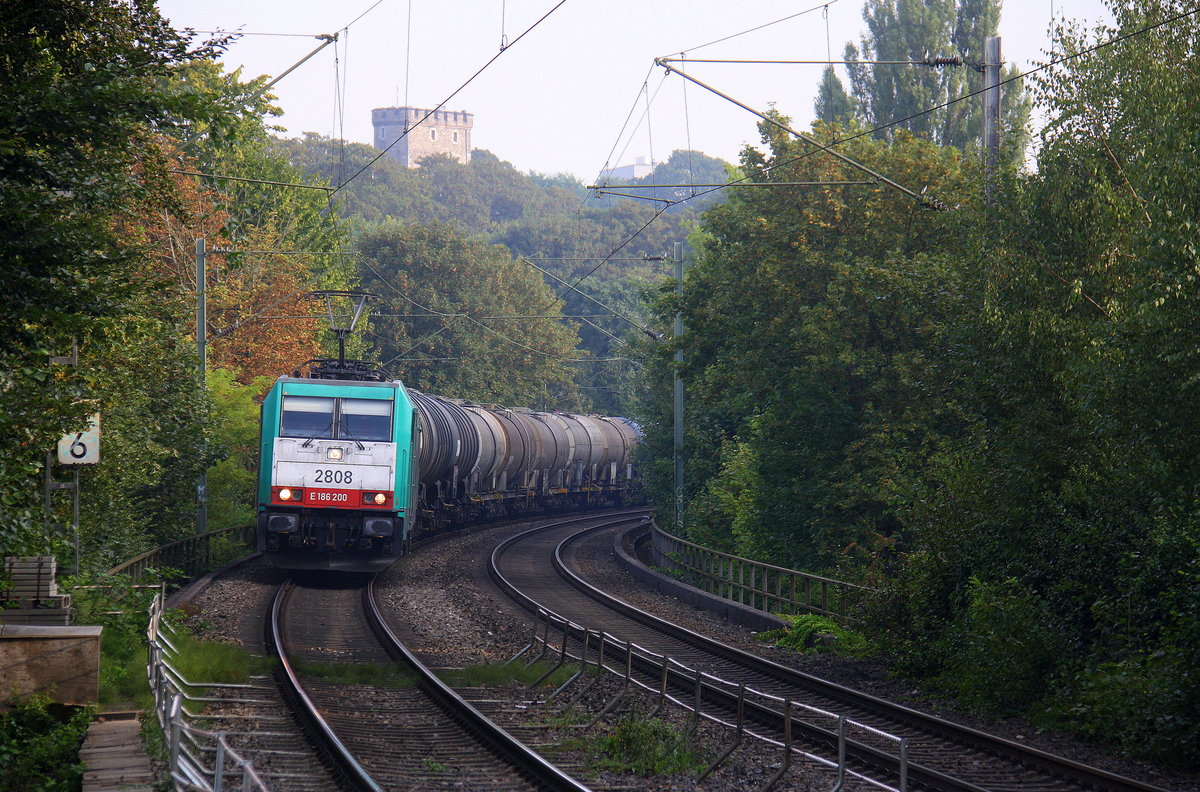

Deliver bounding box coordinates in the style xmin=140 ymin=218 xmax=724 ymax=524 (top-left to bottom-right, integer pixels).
xmin=314 ymin=468 xmax=354 ymax=484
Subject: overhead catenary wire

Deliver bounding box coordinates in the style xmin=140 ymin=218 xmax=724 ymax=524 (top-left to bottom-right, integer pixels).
xmin=656 ymin=57 xmax=969 ymax=67
xmin=359 ymin=257 xmax=606 ymax=363
xmin=663 ymin=0 xmax=842 ymax=58
xmin=519 ymin=256 xmax=660 ymax=340
xmin=168 ymin=32 xmax=339 ymax=159
xmin=651 ymin=4 xmax=1200 ymax=213
xmin=559 ymin=5 xmax=1197 ymax=300
xmin=331 ymin=0 xmax=569 ymax=196
xmin=204 ymin=251 xmax=358 ymax=340
xmin=170 ymin=171 xmax=333 ymax=191
xmin=654 ymin=59 xmax=935 ymax=206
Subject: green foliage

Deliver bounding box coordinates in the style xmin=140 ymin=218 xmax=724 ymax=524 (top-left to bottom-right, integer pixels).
xmin=0 ymin=694 xmax=91 ymax=792
xmin=932 ymin=578 xmax=1067 ymax=714
xmin=756 ymin=613 xmax=872 ymax=657
xmin=205 ymin=369 xmax=272 ymax=530
xmin=0 ymin=0 xmax=222 ymax=562
xmin=356 ymin=219 xmax=585 ymax=409
xmin=69 ymin=315 xmax=213 ymax=569
xmin=68 ymin=577 xmax=160 ymax=709
xmin=437 ymin=660 xmax=573 ymax=689
xmin=1043 ymin=654 xmax=1200 ymax=766
xmin=838 ymin=0 xmax=1030 ymax=157
xmin=636 ymin=2 xmax=1200 ymax=763
xmin=591 ymin=712 xmax=709 ymax=777
xmin=639 ymin=121 xmax=969 ymax=569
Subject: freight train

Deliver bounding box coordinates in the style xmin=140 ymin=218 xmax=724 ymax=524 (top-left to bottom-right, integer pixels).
xmin=255 ymin=361 xmax=639 ymax=572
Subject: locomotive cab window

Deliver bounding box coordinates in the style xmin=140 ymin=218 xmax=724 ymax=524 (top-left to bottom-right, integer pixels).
xmin=340 ymin=398 xmax=393 ymax=442
xmin=280 ymin=395 xmax=393 ymax=442
xmin=281 ymin=396 xmax=335 ymax=439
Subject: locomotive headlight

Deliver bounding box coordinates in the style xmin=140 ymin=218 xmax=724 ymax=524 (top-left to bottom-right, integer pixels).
xmin=326 ymin=447 xmax=344 ymax=461
xmin=279 ymin=488 xmax=293 ymax=501
xmin=374 ymin=492 xmax=386 ymax=505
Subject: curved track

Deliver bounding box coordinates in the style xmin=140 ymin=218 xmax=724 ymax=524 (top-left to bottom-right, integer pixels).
xmin=489 ymin=516 xmax=1178 ymax=792
xmin=268 ymin=575 xmax=592 ymax=792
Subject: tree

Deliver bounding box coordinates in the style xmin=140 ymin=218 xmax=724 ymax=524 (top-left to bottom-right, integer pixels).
xmin=814 ymin=66 xmax=856 ymax=126
xmin=0 ymin=0 xmax=226 ymax=561
xmin=356 ymin=220 xmax=585 ymax=409
xmin=635 ymin=113 xmax=969 ymax=570
xmin=829 ymin=0 xmax=1029 ymax=157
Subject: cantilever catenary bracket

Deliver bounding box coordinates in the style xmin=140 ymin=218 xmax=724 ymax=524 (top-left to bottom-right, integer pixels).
xmin=653 ymin=58 xmax=945 ymax=211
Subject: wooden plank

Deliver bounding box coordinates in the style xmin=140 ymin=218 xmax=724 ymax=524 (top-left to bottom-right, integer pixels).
xmin=81 ymin=718 xmax=156 ymax=792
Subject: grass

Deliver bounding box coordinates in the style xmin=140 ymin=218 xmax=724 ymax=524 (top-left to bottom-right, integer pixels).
xmin=98 ymin=629 xmax=153 ymax=711
xmin=437 ymin=659 xmax=576 ymax=688
xmin=545 ymin=709 xmax=710 ymax=778
xmin=168 ymin=631 xmax=275 ymax=686
xmin=291 ymin=660 xmax=418 ymax=688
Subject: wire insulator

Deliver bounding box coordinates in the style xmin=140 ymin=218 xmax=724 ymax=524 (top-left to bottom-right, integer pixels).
xmin=923 ymin=55 xmax=964 ymax=67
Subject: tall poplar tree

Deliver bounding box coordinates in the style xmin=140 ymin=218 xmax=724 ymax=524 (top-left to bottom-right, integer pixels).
xmin=817 ymin=0 xmax=1030 ymax=157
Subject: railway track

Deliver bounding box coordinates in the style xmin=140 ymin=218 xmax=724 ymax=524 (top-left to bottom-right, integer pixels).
xmin=488 ymin=514 xmax=1179 ymax=792
xmin=267 ymin=573 xmax=592 ymax=792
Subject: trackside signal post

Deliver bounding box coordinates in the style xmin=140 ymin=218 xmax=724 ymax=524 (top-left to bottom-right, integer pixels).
xmin=45 ymin=341 xmax=97 ymax=574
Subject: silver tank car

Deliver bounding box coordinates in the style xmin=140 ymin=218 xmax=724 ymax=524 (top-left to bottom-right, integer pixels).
xmin=408 ymin=391 xmax=640 ymax=529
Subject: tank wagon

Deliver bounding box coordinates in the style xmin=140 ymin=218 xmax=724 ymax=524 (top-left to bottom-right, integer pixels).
xmin=256 ymin=373 xmax=639 ymax=572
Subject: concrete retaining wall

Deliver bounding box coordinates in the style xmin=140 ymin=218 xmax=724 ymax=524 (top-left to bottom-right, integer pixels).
xmin=0 ymin=625 xmax=102 ymax=707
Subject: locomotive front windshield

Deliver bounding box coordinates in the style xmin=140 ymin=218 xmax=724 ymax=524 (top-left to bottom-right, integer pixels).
xmin=281 ymin=396 xmax=393 ymax=442
xmin=280 ymin=396 xmax=334 ymax=438
xmin=339 ymin=398 xmax=392 ymax=441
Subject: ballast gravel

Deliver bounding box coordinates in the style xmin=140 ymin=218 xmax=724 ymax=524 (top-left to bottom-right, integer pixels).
xmin=179 ymin=519 xmax=1198 ymax=792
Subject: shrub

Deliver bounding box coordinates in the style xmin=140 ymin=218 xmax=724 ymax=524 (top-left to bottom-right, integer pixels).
xmin=1042 ymin=654 xmax=1200 ymax=769
xmin=593 ymin=713 xmax=708 ymax=776
xmin=756 ymin=613 xmax=872 ymax=657
xmin=935 ymin=577 xmax=1067 ymax=714
xmin=0 ymin=694 xmax=91 ymax=792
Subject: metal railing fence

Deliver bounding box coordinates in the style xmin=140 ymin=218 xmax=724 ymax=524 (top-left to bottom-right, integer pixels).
xmin=107 ymin=524 xmax=254 ymax=582
xmin=647 ymin=524 xmax=873 ymax=623
xmin=147 ymin=590 xmax=273 ymax=792
xmin=512 ymin=607 xmax=908 ymax=792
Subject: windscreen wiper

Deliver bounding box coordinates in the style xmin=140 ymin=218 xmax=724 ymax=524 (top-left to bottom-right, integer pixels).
xmin=301 ymin=418 xmax=335 ymax=448
xmin=339 ymin=430 xmax=366 ymax=451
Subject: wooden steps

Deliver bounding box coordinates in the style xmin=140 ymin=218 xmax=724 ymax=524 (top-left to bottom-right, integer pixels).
xmin=80 ymin=715 xmax=156 ymax=792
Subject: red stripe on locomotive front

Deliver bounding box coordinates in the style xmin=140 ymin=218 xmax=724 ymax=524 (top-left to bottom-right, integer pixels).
xmin=270 ymin=486 xmax=393 ymax=510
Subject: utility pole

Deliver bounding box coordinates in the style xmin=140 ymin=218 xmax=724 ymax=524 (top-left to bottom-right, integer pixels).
xmin=672 ymin=242 xmax=685 ymax=529
xmin=196 ymin=238 xmax=208 ymax=535
xmin=982 ymin=36 xmax=1002 ymax=203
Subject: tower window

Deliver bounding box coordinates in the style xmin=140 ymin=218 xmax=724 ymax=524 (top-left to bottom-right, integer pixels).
xmin=452 ymin=131 xmax=459 ymax=143
xmin=430 ymin=128 xmax=437 ymax=141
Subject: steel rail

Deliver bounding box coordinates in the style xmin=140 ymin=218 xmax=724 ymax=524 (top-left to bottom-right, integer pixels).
xmin=362 ymin=575 xmax=593 ymax=792
xmin=555 ymin=523 xmax=1178 ymax=792
xmin=493 ymin=516 xmax=940 ymax=791
xmin=267 ymin=580 xmax=384 ymax=792
xmin=490 ymin=516 xmax=1177 ymax=792
xmin=554 ymin=524 xmax=971 ymax=792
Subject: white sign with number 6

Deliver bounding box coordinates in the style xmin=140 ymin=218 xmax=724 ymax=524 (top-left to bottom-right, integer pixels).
xmin=57 ymin=414 xmax=100 ymax=465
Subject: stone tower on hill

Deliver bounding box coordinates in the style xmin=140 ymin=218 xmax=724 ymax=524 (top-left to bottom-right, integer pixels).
xmin=371 ymin=107 xmax=473 ymax=168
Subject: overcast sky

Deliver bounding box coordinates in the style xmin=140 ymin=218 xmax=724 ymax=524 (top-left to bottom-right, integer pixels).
xmin=158 ymin=0 xmax=1113 ymax=183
